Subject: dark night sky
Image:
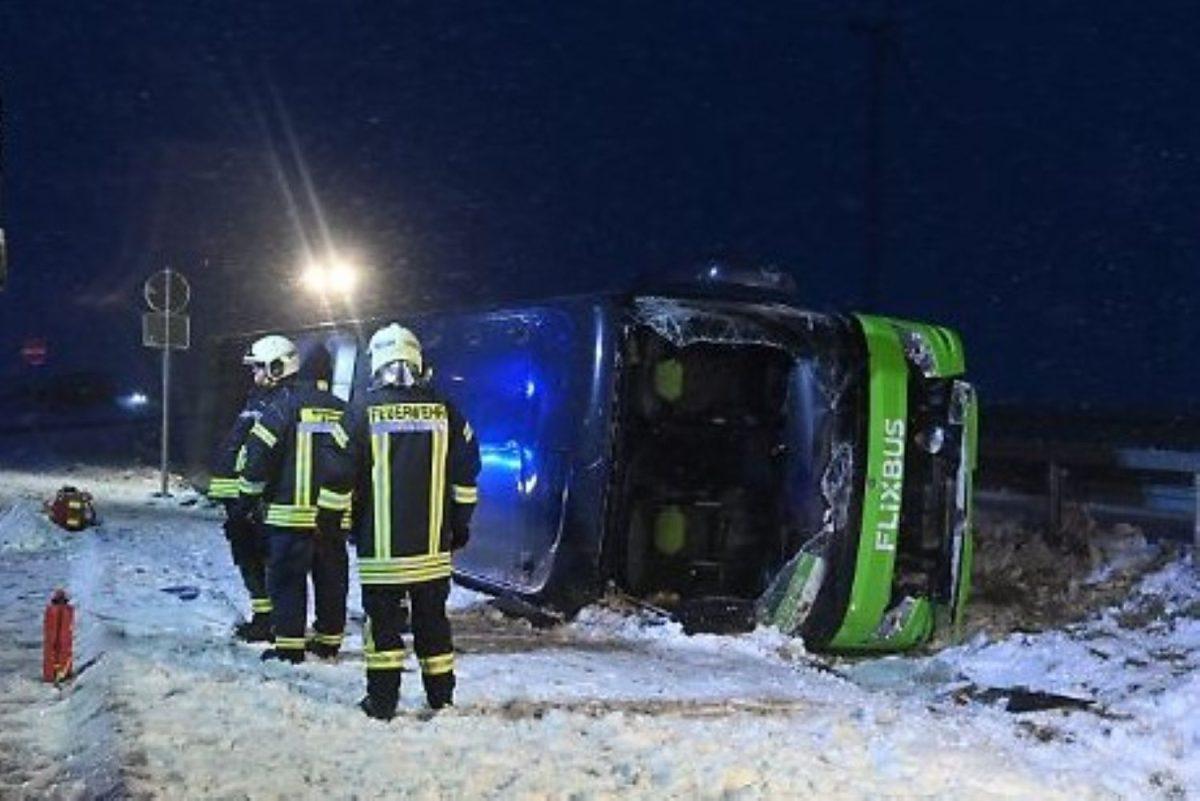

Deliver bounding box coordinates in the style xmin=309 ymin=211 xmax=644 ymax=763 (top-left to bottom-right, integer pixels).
xmin=2 ymin=1 xmax=1199 ymax=416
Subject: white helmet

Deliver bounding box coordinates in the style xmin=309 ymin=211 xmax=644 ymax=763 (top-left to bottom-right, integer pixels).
xmin=368 ymin=323 xmax=422 ymax=376
xmin=243 ymin=334 xmax=300 ymax=382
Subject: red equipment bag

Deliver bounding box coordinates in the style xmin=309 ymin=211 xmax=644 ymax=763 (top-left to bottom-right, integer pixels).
xmin=42 ymin=589 xmax=75 ymax=683
xmin=44 ymin=486 xmax=97 ymax=532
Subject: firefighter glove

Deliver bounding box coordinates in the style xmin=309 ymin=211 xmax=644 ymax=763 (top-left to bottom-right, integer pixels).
xmin=450 ymin=526 xmax=470 ymax=552
xmin=226 ymin=495 xmax=258 ymax=526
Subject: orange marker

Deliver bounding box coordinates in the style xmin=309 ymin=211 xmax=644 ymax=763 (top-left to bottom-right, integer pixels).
xmin=42 ymin=589 xmax=74 ymax=684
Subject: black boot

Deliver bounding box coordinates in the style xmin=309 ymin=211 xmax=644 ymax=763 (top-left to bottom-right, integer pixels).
xmin=260 ymin=648 xmax=305 ymax=664
xmin=234 ymin=613 xmax=272 ymax=643
xmin=306 ymin=640 xmax=340 ymax=660
xmin=424 ymin=673 xmax=455 ymax=711
xmin=359 ymin=695 xmax=395 ymax=721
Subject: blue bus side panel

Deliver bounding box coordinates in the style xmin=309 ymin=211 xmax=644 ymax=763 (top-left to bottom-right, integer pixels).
xmin=413 ymin=301 xmax=615 ymax=598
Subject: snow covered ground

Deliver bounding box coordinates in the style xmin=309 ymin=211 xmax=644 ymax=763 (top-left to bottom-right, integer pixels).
xmin=0 ymin=467 xmax=1196 ymax=800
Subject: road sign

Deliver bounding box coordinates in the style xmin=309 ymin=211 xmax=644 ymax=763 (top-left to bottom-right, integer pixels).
xmin=142 ymin=267 xmax=192 ymax=497
xmin=142 ymin=312 xmax=190 ymax=350
xmin=144 ymin=268 xmax=190 ymax=313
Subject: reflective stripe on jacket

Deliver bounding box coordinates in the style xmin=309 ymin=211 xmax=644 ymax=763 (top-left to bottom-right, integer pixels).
xmin=208 ymin=393 xmax=267 ymax=500
xmin=346 ymin=384 xmax=480 ymax=584
xmin=238 ymin=382 xmax=350 ymax=530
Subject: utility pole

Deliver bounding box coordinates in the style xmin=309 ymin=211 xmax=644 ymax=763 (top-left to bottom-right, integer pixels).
xmin=159 ymin=275 xmax=172 ymax=496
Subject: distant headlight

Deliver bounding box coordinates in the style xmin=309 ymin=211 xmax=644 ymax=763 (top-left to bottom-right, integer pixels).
xmin=118 ymin=392 xmax=150 ymax=410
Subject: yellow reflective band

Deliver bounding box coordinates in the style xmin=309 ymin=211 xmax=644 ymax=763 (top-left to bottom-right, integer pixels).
xmin=428 ymin=424 xmax=447 ymax=555
xmin=317 ymin=488 xmax=352 ymax=511
xmin=299 ymin=415 xmax=347 ymax=450
xmin=300 ymin=407 xmax=342 ymax=423
xmin=463 ymin=421 xmax=473 ymax=443
xmin=419 ymin=653 xmax=454 ymax=676
xmin=263 ymin=512 xmax=316 ymax=522
xmin=251 ymin=598 xmax=273 ymax=613
xmin=264 ymin=505 xmax=318 ymax=528
xmin=303 ymin=429 xmax=313 ymax=503
xmin=438 ymin=426 xmax=448 ymax=545
xmin=208 ymin=478 xmax=240 ymax=499
xmin=235 ymin=445 xmax=248 ymax=473
xmin=358 ymin=553 xmax=452 ymax=572
xmin=266 ymin=503 xmax=314 ymax=513
xmin=383 ymin=431 xmax=393 ymax=557
xmin=298 ymin=409 xmax=345 ymax=506
xmin=371 ymin=431 xmax=391 ymax=560
xmin=357 ymin=565 xmax=452 ymax=580
xmin=312 ymin=632 xmax=343 ymax=646
xmin=452 ymin=485 xmax=478 ymax=504
xmin=295 ymin=427 xmax=311 ymax=507
xmin=358 ymin=567 xmax=452 ymax=586
xmin=365 ymin=650 xmax=406 ymax=670
xmin=363 ymin=617 xmax=375 ymax=654
xmin=274 ymin=636 xmax=307 ymax=650
xmin=331 ymin=422 xmax=349 ymax=449
xmin=358 ymin=563 xmax=452 ymax=578
xmin=251 ymin=423 xmax=277 ymax=448
xmin=238 ymin=478 xmax=266 ymax=495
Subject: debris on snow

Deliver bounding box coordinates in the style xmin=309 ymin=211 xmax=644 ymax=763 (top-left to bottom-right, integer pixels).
xmin=965 ymin=507 xmax=1176 ymax=638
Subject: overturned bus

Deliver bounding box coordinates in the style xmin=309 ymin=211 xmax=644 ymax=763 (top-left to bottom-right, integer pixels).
xmin=205 ymin=287 xmax=977 ymax=652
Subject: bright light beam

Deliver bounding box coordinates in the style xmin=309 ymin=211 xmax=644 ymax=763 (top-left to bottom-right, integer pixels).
xmin=326 ymin=259 xmax=359 ymax=294
xmin=302 ymin=264 xmax=329 ymax=293
xmin=300 ymin=256 xmax=360 ymax=298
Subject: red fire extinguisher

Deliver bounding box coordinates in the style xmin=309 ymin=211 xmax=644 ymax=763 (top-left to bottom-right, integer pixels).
xmin=42 ymin=589 xmax=75 ymax=684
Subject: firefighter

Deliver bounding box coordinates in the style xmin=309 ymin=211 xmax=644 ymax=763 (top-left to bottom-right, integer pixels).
xmin=234 ymin=335 xmax=352 ymax=664
xmin=343 ymin=322 xmax=479 ymax=718
xmin=209 ymin=362 xmax=272 ymax=642
xmin=301 ymin=345 xmax=352 ymax=660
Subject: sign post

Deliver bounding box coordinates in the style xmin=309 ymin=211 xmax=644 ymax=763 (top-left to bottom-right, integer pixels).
xmin=142 ymin=269 xmax=191 ymax=497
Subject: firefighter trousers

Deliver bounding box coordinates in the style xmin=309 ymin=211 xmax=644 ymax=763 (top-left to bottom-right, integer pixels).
xmin=263 ymin=525 xmax=349 ymax=658
xmin=362 ymin=579 xmax=454 ymax=713
xmin=264 ymin=525 xmax=314 ymax=659
xmin=224 ymin=515 xmax=270 ymax=619
xmin=310 ymin=530 xmax=349 ymax=652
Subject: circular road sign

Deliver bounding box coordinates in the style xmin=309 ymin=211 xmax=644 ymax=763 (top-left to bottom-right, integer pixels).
xmin=144 ymin=269 xmax=191 ymax=313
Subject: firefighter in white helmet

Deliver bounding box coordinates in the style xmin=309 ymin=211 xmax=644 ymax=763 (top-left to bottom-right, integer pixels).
xmin=342 ymin=322 xmax=480 ymax=718
xmin=234 ymin=334 xmax=352 ymax=663
xmin=243 ymin=334 xmax=301 ymax=386
xmin=207 ymin=338 xmax=291 ymax=641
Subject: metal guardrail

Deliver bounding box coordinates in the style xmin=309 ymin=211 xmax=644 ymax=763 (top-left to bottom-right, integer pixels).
xmin=983 ymin=439 xmax=1200 ymax=548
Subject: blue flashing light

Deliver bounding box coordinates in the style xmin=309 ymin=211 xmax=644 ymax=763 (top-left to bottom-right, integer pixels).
xmin=479 ymin=442 xmax=539 ymax=494
xmin=480 ymin=446 xmax=522 ymax=472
